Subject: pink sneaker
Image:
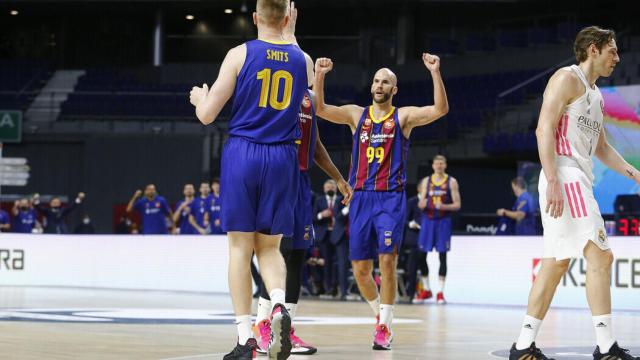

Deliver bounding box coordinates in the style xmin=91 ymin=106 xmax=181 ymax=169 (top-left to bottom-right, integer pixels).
xmin=252 ymin=319 xmax=270 ymax=354
xmin=290 ymin=326 xmax=317 ymax=355
xmin=372 ymin=324 xmax=393 ymax=350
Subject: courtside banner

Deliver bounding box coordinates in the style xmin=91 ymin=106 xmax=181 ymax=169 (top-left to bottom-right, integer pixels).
xmin=441 ymin=236 xmax=640 ymax=310
xmin=0 ymin=234 xmax=229 ymax=293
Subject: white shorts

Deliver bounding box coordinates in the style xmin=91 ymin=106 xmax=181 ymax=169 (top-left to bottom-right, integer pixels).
xmin=539 ymin=166 xmax=609 ymax=260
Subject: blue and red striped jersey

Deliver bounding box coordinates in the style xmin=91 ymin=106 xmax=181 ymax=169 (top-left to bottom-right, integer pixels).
xmin=348 ymin=106 xmax=409 ymax=192
xmin=424 ymin=175 xmax=452 ymax=219
xmin=297 ymin=89 xmax=317 ymax=171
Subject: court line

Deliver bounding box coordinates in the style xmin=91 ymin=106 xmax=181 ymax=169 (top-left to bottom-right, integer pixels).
xmin=159 ymin=353 xmax=226 ymax=360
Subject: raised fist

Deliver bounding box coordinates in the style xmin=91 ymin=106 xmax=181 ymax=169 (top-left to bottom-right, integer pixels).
xmin=315 ymin=58 xmax=333 ymax=75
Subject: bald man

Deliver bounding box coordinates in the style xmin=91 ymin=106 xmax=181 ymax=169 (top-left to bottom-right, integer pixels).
xmin=313 ymin=54 xmax=448 ymax=350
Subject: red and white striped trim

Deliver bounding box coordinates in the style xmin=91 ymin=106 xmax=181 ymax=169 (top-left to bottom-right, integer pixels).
xmin=564 ymin=181 xmax=588 ymax=218
xmin=555 ymin=114 xmax=572 ymax=156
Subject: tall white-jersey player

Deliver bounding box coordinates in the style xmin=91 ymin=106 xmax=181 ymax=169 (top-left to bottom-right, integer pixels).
xmin=509 ymin=26 xmax=640 ymax=360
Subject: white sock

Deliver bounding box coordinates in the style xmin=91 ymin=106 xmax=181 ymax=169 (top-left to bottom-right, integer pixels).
xmin=379 ymin=304 xmax=394 ymax=327
xmin=285 ymin=302 xmax=297 ymax=320
xmin=420 ymin=276 xmax=431 ymax=291
xmin=438 ymin=277 xmax=446 ymax=293
xmin=515 ymin=315 xmax=542 ymax=350
xmin=256 ymin=297 xmax=272 ymax=324
xmin=236 ymin=315 xmax=253 ymax=344
xmin=592 ymin=314 xmax=615 ymax=353
xmin=269 ymin=288 xmax=286 ymax=307
xmin=367 ymin=296 xmax=380 ymax=317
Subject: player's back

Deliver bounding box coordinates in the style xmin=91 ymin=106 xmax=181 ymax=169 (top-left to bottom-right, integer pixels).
xmin=230 ymin=39 xmax=308 ymax=144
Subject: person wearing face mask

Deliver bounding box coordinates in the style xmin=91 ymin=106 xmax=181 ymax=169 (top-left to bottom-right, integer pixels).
xmin=33 ymin=192 xmax=85 ymax=234
xmin=11 ymin=198 xmax=40 ymax=233
xmin=313 ymin=179 xmax=350 ymax=299
xmin=74 ymin=215 xmax=95 ymax=234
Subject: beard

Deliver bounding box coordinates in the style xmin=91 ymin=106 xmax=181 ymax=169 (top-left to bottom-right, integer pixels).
xmin=372 ymin=91 xmax=391 ymax=104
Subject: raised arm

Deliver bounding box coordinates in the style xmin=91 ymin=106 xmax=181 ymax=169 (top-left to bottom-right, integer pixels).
xmin=313 ymin=58 xmax=363 ymax=130
xmin=126 ymin=190 xmax=142 ymax=213
xmin=536 ymin=69 xmax=581 ymax=218
xmin=190 ymin=45 xmax=245 ymax=125
xmin=313 ymin=125 xmax=354 ymax=205
xmin=595 ymin=127 xmax=640 ymax=184
xmin=400 ymin=53 xmax=449 ymax=137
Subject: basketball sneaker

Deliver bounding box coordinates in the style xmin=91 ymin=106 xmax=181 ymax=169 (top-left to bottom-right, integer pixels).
xmin=593 ymin=342 xmax=640 ymax=359
xmin=252 ymin=319 xmax=270 ymax=354
xmin=509 ymin=342 xmax=555 ymax=360
xmin=436 ymin=292 xmax=446 ymax=304
xmin=412 ymin=290 xmax=433 ymax=304
xmin=290 ymin=326 xmax=317 ymax=355
xmin=223 ymin=338 xmax=257 ymax=360
xmin=372 ymin=324 xmax=393 ymax=350
xmin=268 ymin=303 xmax=292 ymax=359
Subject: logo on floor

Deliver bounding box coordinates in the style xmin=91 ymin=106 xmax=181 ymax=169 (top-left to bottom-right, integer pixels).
xmin=491 ymin=346 xmax=640 ymax=359
xmin=0 ymin=309 xmax=422 ymax=325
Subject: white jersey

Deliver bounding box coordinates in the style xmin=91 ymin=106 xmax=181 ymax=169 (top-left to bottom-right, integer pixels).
xmin=555 ymin=65 xmax=604 ymax=182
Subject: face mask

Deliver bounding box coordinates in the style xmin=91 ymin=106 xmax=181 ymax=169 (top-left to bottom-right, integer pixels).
xmin=326 ymin=190 xmax=335 ymax=197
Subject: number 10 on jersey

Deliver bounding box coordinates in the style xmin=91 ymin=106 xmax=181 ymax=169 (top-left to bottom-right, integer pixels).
xmin=257 ymin=68 xmax=293 ymax=110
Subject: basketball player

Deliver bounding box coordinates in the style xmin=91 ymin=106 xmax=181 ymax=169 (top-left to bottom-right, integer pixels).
xmin=253 ymin=7 xmax=352 ymax=354
xmin=254 ymin=89 xmax=353 ymax=356
xmin=173 ymin=183 xmax=197 ymax=234
xmin=417 ymin=155 xmax=461 ymax=305
xmin=509 ymin=26 xmax=639 ymax=360
xmin=314 ymin=54 xmax=449 ymax=350
xmin=189 ymin=1 xmax=313 ymax=358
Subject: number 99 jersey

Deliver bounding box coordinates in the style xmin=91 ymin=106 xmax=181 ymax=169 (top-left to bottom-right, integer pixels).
xmin=229 ymin=39 xmax=308 ymax=144
xmin=348 ymin=106 xmax=410 ymax=192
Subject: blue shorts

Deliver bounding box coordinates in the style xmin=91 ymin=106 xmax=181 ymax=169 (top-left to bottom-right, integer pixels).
xmin=349 ymin=191 xmax=406 ymax=261
xmin=290 ymin=171 xmax=314 ymax=250
xmin=220 ymin=137 xmax=299 ymax=236
xmin=418 ymin=217 xmax=452 ymax=253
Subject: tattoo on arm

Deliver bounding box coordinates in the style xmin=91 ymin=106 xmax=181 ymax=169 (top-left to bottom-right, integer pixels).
xmin=627 ymin=169 xmax=635 ymax=178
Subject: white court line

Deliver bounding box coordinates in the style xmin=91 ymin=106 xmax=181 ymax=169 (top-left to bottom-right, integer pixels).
xmin=159 ymin=353 xmax=226 ymax=360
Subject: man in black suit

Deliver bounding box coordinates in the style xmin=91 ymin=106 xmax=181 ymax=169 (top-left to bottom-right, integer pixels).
xmin=314 ymin=179 xmax=349 ymax=299
xmin=403 ymin=183 xmax=430 ymax=303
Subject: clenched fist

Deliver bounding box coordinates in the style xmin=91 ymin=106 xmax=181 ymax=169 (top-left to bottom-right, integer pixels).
xmin=190 ymin=84 xmax=209 ymax=107
xmin=315 ymin=58 xmax=333 ymax=75
xmin=422 ymin=53 xmax=440 ymax=73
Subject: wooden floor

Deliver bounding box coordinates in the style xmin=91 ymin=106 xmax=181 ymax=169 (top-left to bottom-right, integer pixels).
xmin=1 ymin=287 xmax=639 ymax=360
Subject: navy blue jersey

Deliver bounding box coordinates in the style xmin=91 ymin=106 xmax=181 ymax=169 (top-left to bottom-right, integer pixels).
xmin=514 ymin=191 xmax=536 ymax=235
xmin=190 ymin=196 xmax=209 ymax=229
xmin=229 ymin=39 xmax=308 ymax=143
xmin=175 ymin=200 xmax=197 ymax=235
xmin=207 ymin=194 xmax=223 ymax=234
xmin=133 ymin=196 xmax=171 ymax=234
xmin=11 ymin=209 xmax=37 ymax=233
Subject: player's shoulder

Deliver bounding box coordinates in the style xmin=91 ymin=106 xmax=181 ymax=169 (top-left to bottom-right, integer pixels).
xmin=549 ymin=67 xmax=581 ymax=87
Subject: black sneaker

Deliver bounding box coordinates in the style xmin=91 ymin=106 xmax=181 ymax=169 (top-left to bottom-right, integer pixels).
xmin=223 ymin=338 xmax=257 ymax=360
xmin=509 ymin=342 xmax=555 ymax=360
xmin=268 ymin=303 xmax=292 ymax=360
xmin=594 ymin=342 xmax=640 ymax=359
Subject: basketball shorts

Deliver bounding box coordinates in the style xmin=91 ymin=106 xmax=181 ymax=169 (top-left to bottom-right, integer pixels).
xmin=539 ymin=166 xmax=608 ymax=260
xmin=349 ymin=190 xmax=406 ymax=261
xmin=289 ymin=171 xmax=314 ymax=250
xmin=220 ymin=136 xmax=299 ymax=236
xmin=418 ymin=216 xmax=452 ymax=253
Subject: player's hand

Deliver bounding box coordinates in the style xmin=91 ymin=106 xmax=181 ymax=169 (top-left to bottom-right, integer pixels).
xmin=337 ymin=179 xmax=353 ymax=205
xmin=422 ymin=53 xmax=440 ymax=73
xmin=77 ymin=192 xmax=85 ymax=200
xmin=315 ymin=58 xmax=333 ymax=75
xmin=283 ymin=1 xmax=298 ymax=43
xmin=190 ymin=84 xmax=209 ymax=107
xmin=214 ymin=219 xmax=221 ymax=227
xmin=134 ymin=190 xmax=143 ymax=198
xmin=418 ymin=198 xmax=427 ymax=210
xmin=545 ymin=180 xmax=564 ymax=219
xmin=320 ymin=209 xmax=331 ymax=218
xmin=496 ymin=208 xmax=505 ymax=216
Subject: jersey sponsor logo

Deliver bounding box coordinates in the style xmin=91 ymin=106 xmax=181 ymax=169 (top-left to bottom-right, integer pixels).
xmin=364 ymin=118 xmax=372 ymax=127
xmin=298 ymin=112 xmax=312 ymax=123
xmin=369 ymin=133 xmax=394 ymax=144
xmin=383 ymin=119 xmax=395 ymax=129
xmin=302 ymin=93 xmax=311 ymax=108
